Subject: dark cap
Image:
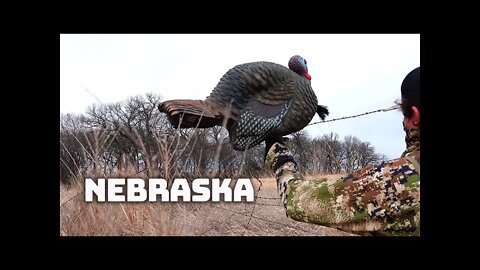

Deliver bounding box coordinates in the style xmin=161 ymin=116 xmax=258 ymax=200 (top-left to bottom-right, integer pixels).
xmin=401 ymin=67 xmax=420 ymax=109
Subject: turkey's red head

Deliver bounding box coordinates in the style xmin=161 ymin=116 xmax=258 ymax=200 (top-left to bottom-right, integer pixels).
xmin=288 ymin=55 xmax=311 ymax=80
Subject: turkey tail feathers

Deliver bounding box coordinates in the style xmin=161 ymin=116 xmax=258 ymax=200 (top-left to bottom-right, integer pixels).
xmin=158 ymin=100 xmax=221 ymax=128
xmin=316 ymin=105 xmax=329 ymax=121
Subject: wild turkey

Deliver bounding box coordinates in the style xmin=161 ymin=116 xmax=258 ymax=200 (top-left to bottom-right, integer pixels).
xmin=158 ymin=55 xmax=329 ymax=159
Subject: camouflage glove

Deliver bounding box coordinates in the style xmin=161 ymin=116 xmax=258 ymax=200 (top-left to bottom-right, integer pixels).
xmin=265 ymin=141 xmax=297 ymax=171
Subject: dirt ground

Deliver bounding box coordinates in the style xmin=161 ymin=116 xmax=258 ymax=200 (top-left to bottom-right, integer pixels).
xmin=178 ymin=176 xmax=355 ymax=236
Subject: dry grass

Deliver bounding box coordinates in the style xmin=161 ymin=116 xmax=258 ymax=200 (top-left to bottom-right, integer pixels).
xmin=60 ymin=174 xmax=355 ymax=236
xmin=60 ymin=121 xmax=355 ymax=236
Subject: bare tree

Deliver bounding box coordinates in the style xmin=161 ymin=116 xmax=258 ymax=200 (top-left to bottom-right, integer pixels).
xmin=60 ymin=93 xmax=390 ymax=186
xmin=289 ymin=130 xmax=311 ymax=173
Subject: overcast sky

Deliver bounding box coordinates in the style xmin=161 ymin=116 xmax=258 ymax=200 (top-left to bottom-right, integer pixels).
xmin=60 ymin=34 xmax=419 ymax=160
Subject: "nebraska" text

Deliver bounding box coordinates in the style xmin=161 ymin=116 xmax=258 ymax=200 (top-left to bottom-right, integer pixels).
xmin=85 ymin=178 xmax=255 ymax=202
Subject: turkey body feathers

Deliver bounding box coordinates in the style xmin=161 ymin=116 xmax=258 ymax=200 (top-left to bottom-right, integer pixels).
xmin=158 ymin=60 xmax=327 ymax=157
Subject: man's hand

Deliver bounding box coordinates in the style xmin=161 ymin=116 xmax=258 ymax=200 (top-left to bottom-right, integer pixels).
xmin=265 ymin=139 xmax=297 ymax=171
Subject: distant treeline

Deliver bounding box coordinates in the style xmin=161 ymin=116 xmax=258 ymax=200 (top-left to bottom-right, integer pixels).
xmin=60 ymin=93 xmax=388 ymax=185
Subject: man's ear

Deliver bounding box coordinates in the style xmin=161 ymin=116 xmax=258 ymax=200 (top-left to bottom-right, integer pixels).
xmin=404 ymin=106 xmax=420 ymax=128
xmin=411 ymin=106 xmax=420 ymax=127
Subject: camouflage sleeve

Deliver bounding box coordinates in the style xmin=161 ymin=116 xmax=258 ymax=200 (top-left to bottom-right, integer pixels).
xmin=265 ymin=142 xmax=420 ymax=236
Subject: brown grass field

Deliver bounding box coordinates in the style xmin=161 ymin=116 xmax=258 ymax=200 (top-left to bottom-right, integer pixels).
xmin=60 ymin=174 xmax=356 ymax=236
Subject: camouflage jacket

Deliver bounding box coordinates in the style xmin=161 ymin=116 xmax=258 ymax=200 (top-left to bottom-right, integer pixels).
xmin=265 ymin=127 xmax=420 ymax=236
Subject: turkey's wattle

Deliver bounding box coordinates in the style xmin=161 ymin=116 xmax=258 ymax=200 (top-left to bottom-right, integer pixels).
xmin=158 ymin=55 xmax=329 ymax=159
